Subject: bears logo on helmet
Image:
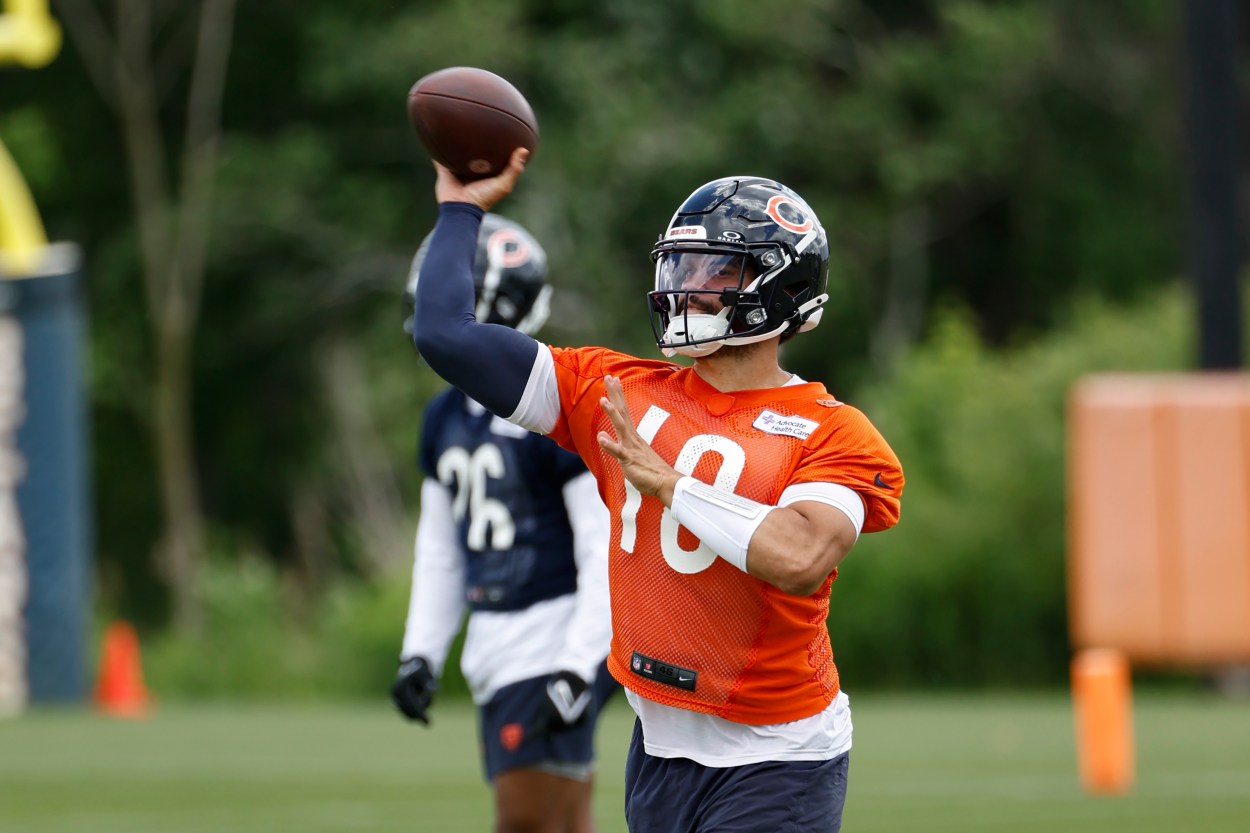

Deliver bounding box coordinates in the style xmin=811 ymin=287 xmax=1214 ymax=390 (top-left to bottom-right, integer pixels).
xmin=649 ymin=177 xmax=830 ymax=358
xmin=405 ymin=213 xmax=551 ymax=338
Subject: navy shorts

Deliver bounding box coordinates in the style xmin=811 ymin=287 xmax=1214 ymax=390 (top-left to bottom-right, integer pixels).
xmin=623 ymin=719 xmax=850 ymax=833
xmin=478 ymin=662 xmax=621 ymax=783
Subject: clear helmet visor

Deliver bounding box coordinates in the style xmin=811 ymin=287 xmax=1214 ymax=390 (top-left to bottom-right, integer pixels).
xmin=655 ymin=251 xmax=748 ymax=297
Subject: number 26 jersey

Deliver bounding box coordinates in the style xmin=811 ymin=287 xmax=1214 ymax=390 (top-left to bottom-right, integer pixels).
xmin=420 ymin=387 xmax=590 ymax=612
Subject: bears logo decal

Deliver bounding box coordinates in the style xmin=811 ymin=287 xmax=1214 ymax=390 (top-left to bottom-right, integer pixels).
xmin=765 ymin=195 xmax=814 ymax=234
xmin=500 ymin=722 xmax=525 ymax=752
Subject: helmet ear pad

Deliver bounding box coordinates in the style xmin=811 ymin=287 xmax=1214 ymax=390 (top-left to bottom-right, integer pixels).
xmin=743 ymin=246 xmax=828 ymax=337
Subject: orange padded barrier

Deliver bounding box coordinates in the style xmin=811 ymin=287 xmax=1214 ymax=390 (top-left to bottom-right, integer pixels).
xmin=1068 ymin=373 xmax=1250 ymax=665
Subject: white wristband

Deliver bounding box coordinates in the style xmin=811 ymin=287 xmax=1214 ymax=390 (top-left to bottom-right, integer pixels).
xmin=669 ymin=476 xmax=774 ymax=573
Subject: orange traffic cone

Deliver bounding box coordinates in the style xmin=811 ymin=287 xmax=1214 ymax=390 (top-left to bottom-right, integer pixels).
xmin=94 ymin=621 xmax=151 ymax=718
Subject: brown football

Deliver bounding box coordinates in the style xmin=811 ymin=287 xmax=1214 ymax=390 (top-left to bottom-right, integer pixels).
xmin=407 ymin=67 xmax=539 ymax=181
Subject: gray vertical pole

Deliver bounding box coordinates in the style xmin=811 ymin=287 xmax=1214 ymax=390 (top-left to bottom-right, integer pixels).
xmin=11 ymin=243 xmax=90 ymax=703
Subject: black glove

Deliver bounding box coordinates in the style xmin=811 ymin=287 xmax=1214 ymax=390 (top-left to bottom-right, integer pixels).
xmin=536 ymin=670 xmax=592 ymax=736
xmin=390 ymin=656 xmax=437 ymax=725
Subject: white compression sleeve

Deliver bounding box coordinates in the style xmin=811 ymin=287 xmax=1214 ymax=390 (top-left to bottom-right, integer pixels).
xmin=555 ymin=472 xmax=613 ymax=682
xmin=400 ymin=480 xmax=467 ymax=673
xmin=669 ymin=476 xmax=773 ymax=572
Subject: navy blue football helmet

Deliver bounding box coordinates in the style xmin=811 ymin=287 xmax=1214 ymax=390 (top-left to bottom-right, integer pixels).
xmin=405 ymin=213 xmax=550 ymax=337
xmin=649 ymin=177 xmax=829 ymax=357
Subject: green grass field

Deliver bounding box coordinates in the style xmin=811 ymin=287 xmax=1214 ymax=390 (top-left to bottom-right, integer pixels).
xmin=2 ymin=691 xmax=1248 ymax=832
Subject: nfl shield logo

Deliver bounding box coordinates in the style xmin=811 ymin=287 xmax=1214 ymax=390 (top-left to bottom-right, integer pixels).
xmin=632 ymin=656 xmax=641 ymax=671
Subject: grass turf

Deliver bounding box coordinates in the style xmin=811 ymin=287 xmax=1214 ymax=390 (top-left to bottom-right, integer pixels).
xmin=1 ymin=691 xmax=1247 ymax=832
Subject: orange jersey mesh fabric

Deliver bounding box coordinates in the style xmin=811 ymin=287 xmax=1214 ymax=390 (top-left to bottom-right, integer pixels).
xmin=545 ymin=346 xmax=903 ymax=725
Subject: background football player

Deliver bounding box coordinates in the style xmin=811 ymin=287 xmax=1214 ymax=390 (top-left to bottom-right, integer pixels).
xmin=409 ymin=150 xmax=904 ymax=833
xmin=392 ymin=213 xmax=618 ymax=833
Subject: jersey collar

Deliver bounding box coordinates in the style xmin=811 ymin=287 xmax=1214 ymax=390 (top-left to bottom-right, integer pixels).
xmin=678 ymin=366 xmax=830 ymax=416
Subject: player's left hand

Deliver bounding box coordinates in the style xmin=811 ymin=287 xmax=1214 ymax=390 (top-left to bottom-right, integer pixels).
xmin=390 ymin=656 xmax=438 ymax=725
xmin=597 ymin=375 xmax=682 ymax=505
xmin=536 ymin=670 xmax=593 ymax=735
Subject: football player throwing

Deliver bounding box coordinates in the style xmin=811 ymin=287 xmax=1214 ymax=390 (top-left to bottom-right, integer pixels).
xmin=411 ymin=150 xmax=904 ymax=833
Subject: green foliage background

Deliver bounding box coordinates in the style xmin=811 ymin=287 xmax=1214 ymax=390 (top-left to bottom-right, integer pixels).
xmin=1 ymin=0 xmax=1233 ymax=693
xmin=830 ymin=285 xmax=1193 ymax=688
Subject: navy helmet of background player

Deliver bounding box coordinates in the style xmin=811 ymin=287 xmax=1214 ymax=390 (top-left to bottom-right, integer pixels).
xmin=403 ymin=211 xmax=551 ymax=338
xmin=392 ymin=213 xmax=615 ymax=831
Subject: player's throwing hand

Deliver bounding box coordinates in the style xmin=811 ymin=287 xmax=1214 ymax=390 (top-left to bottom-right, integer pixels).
xmin=434 ymin=147 xmax=529 ymax=211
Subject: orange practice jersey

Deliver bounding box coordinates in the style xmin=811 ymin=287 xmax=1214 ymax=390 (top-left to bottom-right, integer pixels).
xmin=545 ymin=346 xmax=903 ymax=725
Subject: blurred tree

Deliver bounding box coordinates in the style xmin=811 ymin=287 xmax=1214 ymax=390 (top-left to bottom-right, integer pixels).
xmin=53 ymin=0 xmax=238 ymax=632
xmin=296 ymin=0 xmax=1178 ymax=388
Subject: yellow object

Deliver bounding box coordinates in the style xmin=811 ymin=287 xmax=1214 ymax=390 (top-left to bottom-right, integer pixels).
xmin=1071 ymin=649 xmax=1134 ymax=795
xmin=0 ymin=0 xmax=59 ymax=275
xmin=0 ymin=0 xmax=61 ymax=68
xmin=0 ymin=137 xmax=47 ymax=276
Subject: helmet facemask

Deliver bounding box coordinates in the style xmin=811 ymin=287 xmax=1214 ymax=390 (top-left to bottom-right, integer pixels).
xmin=649 ymin=249 xmax=765 ymax=357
